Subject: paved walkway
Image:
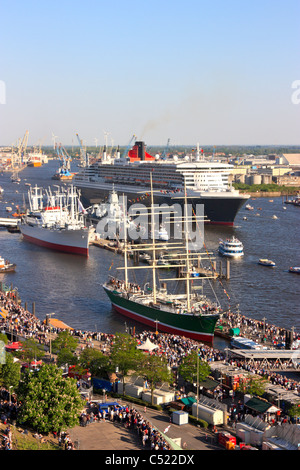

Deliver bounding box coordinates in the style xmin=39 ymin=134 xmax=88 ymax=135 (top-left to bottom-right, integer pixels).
xmin=68 ymin=401 xmax=222 ymax=451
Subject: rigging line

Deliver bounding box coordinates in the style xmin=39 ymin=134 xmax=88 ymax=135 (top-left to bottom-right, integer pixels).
xmin=190 ymin=204 xmax=231 ymax=307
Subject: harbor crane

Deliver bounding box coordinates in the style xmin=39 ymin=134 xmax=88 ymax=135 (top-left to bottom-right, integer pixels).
xmin=12 ymin=130 xmax=29 ymax=169
xmin=121 ymin=134 xmax=136 ymax=159
xmin=76 ymin=133 xmax=89 ymax=167
xmin=161 ymin=138 xmax=170 ymax=160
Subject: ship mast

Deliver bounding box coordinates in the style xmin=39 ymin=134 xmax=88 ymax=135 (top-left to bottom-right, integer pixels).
xmin=123 ymin=193 xmax=128 ymax=289
xmin=184 ymin=180 xmax=191 ymax=311
xmin=150 ymin=172 xmax=157 ymax=304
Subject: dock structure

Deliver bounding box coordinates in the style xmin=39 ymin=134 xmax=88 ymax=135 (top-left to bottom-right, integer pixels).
xmin=90 ymin=235 xmax=230 ymax=279
xmin=91 ymin=237 xmax=122 ymax=254
xmin=0 ymin=217 xmax=21 ymax=227
xmin=225 ymin=348 xmax=300 ymax=371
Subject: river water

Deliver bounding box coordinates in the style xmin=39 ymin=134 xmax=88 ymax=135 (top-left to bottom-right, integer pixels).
xmin=0 ymin=160 xmax=299 ymax=349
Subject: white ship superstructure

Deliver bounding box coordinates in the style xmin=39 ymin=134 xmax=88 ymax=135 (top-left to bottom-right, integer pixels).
xmin=19 ymin=185 xmax=91 ymax=256
xmin=73 ymin=141 xmax=249 ymax=225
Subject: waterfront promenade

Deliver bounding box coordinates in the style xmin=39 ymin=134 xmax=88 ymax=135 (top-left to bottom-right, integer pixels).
xmin=1 ymin=286 xmax=300 ymax=452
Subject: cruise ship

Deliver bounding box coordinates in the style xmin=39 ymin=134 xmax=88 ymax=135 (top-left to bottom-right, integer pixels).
xmin=73 ymin=141 xmax=249 ymax=225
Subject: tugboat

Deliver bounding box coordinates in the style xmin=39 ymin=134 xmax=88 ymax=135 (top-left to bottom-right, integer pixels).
xmin=0 ymin=256 xmax=16 ymax=272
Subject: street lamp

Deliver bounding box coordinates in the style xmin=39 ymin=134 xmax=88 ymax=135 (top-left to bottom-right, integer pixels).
xmin=155 ymin=319 xmax=160 ymax=335
xmin=46 ymin=313 xmax=54 ymax=361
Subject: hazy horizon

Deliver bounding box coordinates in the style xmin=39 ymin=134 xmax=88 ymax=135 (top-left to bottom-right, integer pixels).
xmin=1 ymin=0 xmax=299 ymax=147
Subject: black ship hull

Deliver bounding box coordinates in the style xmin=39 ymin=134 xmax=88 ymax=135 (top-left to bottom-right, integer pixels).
xmin=77 ymin=184 xmax=247 ymax=225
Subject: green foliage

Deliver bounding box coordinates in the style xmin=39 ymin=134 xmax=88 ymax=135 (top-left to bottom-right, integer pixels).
xmin=188 ymin=415 xmax=209 ymax=428
xmin=237 ymin=374 xmax=267 ymax=396
xmin=233 ymin=182 xmax=299 ymax=193
xmin=0 ymin=352 xmax=21 ymax=390
xmin=140 ymin=355 xmax=172 ymax=405
xmin=51 ymin=330 xmax=79 ymax=355
xmin=79 ymin=347 xmax=112 ymax=377
xmin=109 ymin=333 xmax=144 ymax=395
xmin=178 ymin=351 xmax=210 ymax=385
xmin=14 ymin=338 xmax=45 ymax=363
xmin=0 ymin=332 xmax=8 ymax=344
xmin=17 ymin=363 xmax=83 ymax=433
xmin=287 ymin=403 xmax=300 ymax=418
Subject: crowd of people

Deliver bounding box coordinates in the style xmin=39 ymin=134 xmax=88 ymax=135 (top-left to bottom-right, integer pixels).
xmin=82 ymin=401 xmax=172 ymax=450
xmin=1 ymin=287 xmax=300 ymax=450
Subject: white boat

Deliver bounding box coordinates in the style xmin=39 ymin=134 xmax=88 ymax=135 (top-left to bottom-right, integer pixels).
xmin=272 ymin=215 xmax=278 ymax=219
xmin=0 ymin=186 xmax=3 ymax=194
xmin=151 ymin=224 xmax=169 ymax=241
xmin=258 ymin=259 xmax=276 ymax=267
xmin=289 ymin=267 xmax=300 ymax=274
xmin=218 ymin=236 xmax=244 ymax=257
xmin=10 ymin=172 xmax=21 ymax=183
xmin=19 ymin=185 xmax=92 ymax=256
xmin=91 ymin=188 xmax=134 ymax=239
xmin=245 ymin=204 xmax=254 ymax=210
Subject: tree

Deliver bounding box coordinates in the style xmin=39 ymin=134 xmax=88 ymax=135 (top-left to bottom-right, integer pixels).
xmin=51 ymin=330 xmax=78 ymax=356
xmin=16 ymin=338 xmax=45 ymax=363
xmin=178 ymin=351 xmax=211 ymax=385
xmin=109 ymin=333 xmax=143 ymax=395
xmin=0 ymin=352 xmax=21 ymax=390
xmin=140 ymin=354 xmax=172 ymax=405
xmin=288 ymin=402 xmax=300 ymax=420
xmin=51 ymin=330 xmax=79 ymax=366
xmin=237 ymin=374 xmax=267 ymax=396
xmin=17 ymin=363 xmax=82 ymax=433
xmin=79 ymin=347 xmax=112 ymax=378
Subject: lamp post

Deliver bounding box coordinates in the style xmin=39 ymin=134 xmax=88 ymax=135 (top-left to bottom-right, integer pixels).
xmin=46 ymin=313 xmax=54 ymax=361
xmin=155 ymin=319 xmax=160 ymax=335
xmin=196 ymin=353 xmax=199 ymax=421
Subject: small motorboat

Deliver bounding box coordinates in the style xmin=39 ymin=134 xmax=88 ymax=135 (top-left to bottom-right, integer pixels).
xmin=272 ymin=215 xmax=278 ymax=219
xmin=258 ymin=259 xmax=276 ymax=267
xmin=245 ymin=204 xmax=254 ymax=210
xmin=289 ymin=267 xmax=300 ymax=274
xmin=0 ymin=256 xmax=16 ymax=272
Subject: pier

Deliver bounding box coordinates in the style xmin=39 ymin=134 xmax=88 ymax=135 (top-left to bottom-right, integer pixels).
xmin=0 ymin=217 xmax=21 ymax=227
xmin=90 ymin=235 xmax=231 ymax=279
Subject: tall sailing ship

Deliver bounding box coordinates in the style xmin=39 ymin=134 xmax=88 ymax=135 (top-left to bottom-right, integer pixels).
xmin=103 ymin=177 xmax=222 ymax=343
xmin=19 ymin=185 xmax=92 ymax=256
xmin=73 ymin=141 xmax=249 ymax=226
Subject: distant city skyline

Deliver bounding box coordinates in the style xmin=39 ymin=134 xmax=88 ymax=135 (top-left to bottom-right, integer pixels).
xmin=1 ymin=0 xmax=299 ymax=147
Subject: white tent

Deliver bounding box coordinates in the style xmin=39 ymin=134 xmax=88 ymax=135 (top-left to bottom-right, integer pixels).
xmin=137 ymin=338 xmax=158 ymax=351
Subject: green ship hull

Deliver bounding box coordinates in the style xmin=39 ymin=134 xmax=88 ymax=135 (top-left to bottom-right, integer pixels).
xmin=103 ymin=285 xmax=219 ymax=343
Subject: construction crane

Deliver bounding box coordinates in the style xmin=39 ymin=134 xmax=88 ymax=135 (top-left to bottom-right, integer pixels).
xmin=76 ymin=133 xmax=88 ymax=167
xmin=121 ymin=134 xmax=136 ymax=159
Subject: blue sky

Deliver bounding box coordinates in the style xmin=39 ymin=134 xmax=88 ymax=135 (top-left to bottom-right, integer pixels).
xmin=1 ymin=0 xmax=299 ymax=146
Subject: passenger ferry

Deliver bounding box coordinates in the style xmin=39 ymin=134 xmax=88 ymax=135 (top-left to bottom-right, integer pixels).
xmin=218 ymin=236 xmax=244 ymax=257
xmin=73 ymin=141 xmax=249 ymax=226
